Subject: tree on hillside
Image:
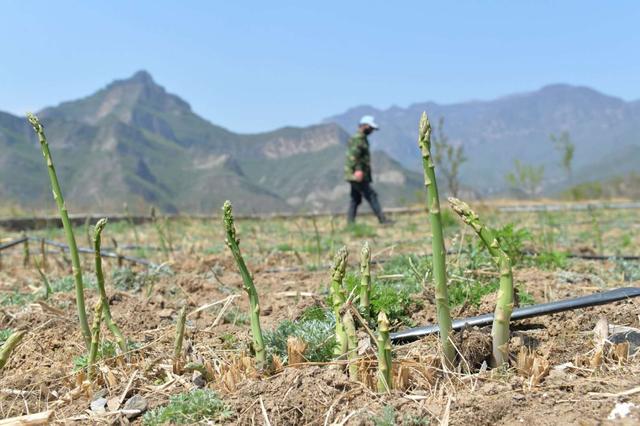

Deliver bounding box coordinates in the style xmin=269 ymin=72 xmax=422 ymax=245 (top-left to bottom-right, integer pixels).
xmin=550 ymin=131 xmax=575 ymax=179
xmin=505 ymin=159 xmax=544 ymax=198
xmin=432 ymin=117 xmax=467 ymax=197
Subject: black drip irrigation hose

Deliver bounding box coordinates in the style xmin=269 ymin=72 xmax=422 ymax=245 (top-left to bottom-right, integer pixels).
xmin=0 ymin=236 xmax=155 ymax=267
xmin=0 ymin=237 xmax=28 ymax=252
xmin=390 ymin=287 xmax=640 ymax=343
xmin=32 ymin=238 xmax=156 ymax=267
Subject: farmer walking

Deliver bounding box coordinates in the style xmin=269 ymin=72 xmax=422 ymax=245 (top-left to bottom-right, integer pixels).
xmin=344 ymin=115 xmax=391 ymax=224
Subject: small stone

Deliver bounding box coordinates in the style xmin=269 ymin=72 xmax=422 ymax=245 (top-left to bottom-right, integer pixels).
xmin=608 ymin=402 xmax=636 ymax=420
xmin=91 ymin=388 xmax=108 ymax=401
xmin=123 ymin=394 xmax=148 ymax=419
xmin=90 ymin=397 xmax=108 ymax=413
xmin=158 ymin=308 xmax=174 ymax=319
xmin=609 ymin=330 xmax=640 ymax=353
xmin=192 ymin=371 xmax=206 ymax=388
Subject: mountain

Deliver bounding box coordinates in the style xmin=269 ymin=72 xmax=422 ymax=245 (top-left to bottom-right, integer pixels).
xmin=0 ymin=71 xmax=422 ymax=214
xmin=325 ymin=85 xmax=640 ymax=195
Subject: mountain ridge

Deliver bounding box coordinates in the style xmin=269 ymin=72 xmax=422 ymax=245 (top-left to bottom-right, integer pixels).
xmin=325 ymin=84 xmax=640 ymax=194
xmin=0 ymin=71 xmax=421 ymax=214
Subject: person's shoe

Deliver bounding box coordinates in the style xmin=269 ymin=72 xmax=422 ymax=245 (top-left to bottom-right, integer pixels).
xmin=379 ymin=218 xmax=395 ymax=225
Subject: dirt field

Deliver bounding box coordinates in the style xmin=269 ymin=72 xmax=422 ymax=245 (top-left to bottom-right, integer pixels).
xmin=0 ymin=204 xmax=639 ymax=425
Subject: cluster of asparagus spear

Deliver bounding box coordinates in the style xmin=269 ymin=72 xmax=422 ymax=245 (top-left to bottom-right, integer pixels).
xmin=26 ymin=115 xmax=128 ymax=375
xmin=418 ymin=111 xmax=514 ymax=368
xmin=20 ymin=111 xmax=514 ymax=386
xmin=223 ymin=203 xmax=394 ymax=391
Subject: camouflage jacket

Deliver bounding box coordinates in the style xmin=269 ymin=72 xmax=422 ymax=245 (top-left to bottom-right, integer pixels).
xmin=344 ymin=133 xmax=372 ymax=182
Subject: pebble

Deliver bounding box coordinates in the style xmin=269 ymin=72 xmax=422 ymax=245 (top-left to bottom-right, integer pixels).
xmin=609 ymin=330 xmax=640 ymax=353
xmin=90 ymin=397 xmax=108 ymax=413
xmin=123 ymin=394 xmax=148 ymax=419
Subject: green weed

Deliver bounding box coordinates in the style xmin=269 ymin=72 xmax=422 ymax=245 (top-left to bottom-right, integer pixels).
xmin=0 ymin=291 xmax=36 ymax=307
xmin=345 ymin=223 xmax=377 ymax=238
xmin=0 ymin=328 xmax=13 ymax=345
xmin=615 ymin=259 xmax=640 ymax=282
xmin=529 ymin=250 xmax=567 ymax=270
xmin=264 ymin=306 xmax=336 ymax=363
xmin=143 ymin=389 xmax=231 ymax=425
xmin=276 ymin=243 xmax=295 ymax=252
xmin=73 ymin=340 xmax=117 ymax=371
xmin=222 ymin=307 xmax=249 ymax=325
xmin=372 ymin=405 xmax=430 ymax=426
xmin=492 ymin=223 xmax=532 ymax=267
xmin=448 ymin=279 xmax=499 ymax=307
xmin=440 ymin=208 xmax=458 ymax=228
xmin=111 ymin=264 xmax=172 ymax=292
xmin=339 ymin=254 xmax=430 ymax=327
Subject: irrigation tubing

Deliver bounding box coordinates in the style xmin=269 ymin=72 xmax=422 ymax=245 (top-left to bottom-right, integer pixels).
xmin=390 ymin=287 xmax=640 ymax=343
xmin=0 ymin=237 xmax=28 ymax=252
xmin=31 ymin=237 xmax=155 ymax=267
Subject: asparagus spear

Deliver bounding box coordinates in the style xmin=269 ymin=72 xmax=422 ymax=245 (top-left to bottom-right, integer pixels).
xmin=93 ymin=218 xmax=127 ymax=353
xmin=0 ymin=330 xmax=26 ymax=369
xmin=417 ymin=112 xmax=455 ymax=367
xmin=27 ymin=113 xmax=91 ymax=346
xmin=329 ymin=246 xmax=348 ymax=356
xmin=359 ymin=241 xmax=371 ymax=317
xmin=376 ymin=311 xmax=392 ymax=392
xmin=223 ymin=201 xmax=266 ymax=365
xmin=448 ymin=197 xmax=514 ymax=367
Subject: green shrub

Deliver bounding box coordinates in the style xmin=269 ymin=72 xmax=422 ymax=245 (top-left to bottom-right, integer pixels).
xmin=143 ymin=389 xmax=231 ymax=425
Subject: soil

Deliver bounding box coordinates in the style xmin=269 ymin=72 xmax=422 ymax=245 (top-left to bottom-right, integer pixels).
xmin=0 ymin=211 xmax=639 ymax=425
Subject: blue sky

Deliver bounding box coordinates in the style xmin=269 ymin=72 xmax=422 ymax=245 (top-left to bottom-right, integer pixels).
xmin=2 ymin=1 xmax=639 ymax=132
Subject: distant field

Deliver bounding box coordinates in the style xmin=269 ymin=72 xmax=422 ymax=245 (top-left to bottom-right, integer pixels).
xmin=0 ymin=204 xmax=639 ymax=424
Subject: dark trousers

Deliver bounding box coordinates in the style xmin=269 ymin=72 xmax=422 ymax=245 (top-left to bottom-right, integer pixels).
xmin=348 ymin=181 xmax=385 ymax=223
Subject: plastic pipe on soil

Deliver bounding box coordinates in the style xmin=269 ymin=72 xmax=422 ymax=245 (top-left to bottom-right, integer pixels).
xmin=391 ymin=287 xmax=640 ymax=342
xmin=343 ymin=310 xmax=359 ymax=380
xmin=93 ymin=219 xmax=127 ymax=353
xmin=0 ymin=330 xmax=26 ymax=369
xmin=173 ymin=305 xmax=187 ymax=373
xmin=27 ymin=113 xmax=91 ymax=347
xmin=88 ymin=300 xmax=103 ymax=377
xmin=449 ymin=197 xmax=513 ymax=367
xmin=0 ymin=237 xmax=28 ymax=252
xmin=359 ymin=241 xmax=371 ymax=316
xmin=417 ymin=112 xmax=455 ymax=367
xmin=376 ymin=311 xmax=392 ymax=393
xmin=223 ymin=201 xmax=266 ymax=365
xmin=329 ymin=246 xmax=349 ymax=356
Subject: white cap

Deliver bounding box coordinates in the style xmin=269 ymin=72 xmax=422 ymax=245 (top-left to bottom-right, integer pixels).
xmin=359 ymin=115 xmax=379 ymax=129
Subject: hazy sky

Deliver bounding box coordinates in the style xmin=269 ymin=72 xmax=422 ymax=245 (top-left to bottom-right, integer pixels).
xmin=2 ymin=1 xmax=639 ymax=132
